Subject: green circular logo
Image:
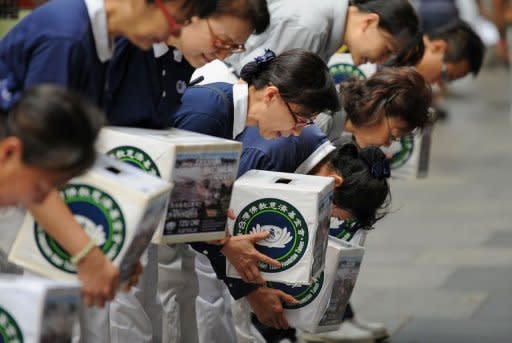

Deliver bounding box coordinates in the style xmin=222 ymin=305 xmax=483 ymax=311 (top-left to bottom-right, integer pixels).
xmin=268 ymin=272 xmax=324 ymax=309
xmin=34 ymin=184 xmax=126 ymax=273
xmin=234 ymin=198 xmax=308 ymax=273
xmin=390 ymin=134 xmax=415 ymax=169
xmin=107 ymin=146 xmax=160 ymax=177
xmin=0 ymin=306 xmax=23 ymax=343
xmin=329 ymin=63 xmax=367 ymax=85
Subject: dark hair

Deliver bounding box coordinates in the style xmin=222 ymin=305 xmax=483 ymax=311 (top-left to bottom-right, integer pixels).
xmin=340 ymin=67 xmax=432 ymax=130
xmin=324 ymin=138 xmax=390 ymax=228
xmin=0 ymin=85 xmax=104 ymax=175
xmin=426 ymin=19 xmax=485 ymax=76
xmin=350 ymin=0 xmax=424 ymax=66
xmin=240 ymin=49 xmax=340 ymax=117
xmin=212 ymin=0 xmax=269 ymax=34
xmin=148 ymin=0 xmax=218 ymax=17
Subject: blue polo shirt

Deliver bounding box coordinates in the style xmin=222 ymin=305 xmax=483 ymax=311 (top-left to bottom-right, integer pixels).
xmin=105 ymin=39 xmax=195 ymax=128
xmin=0 ymin=0 xmax=109 ymax=109
xmin=171 ymin=82 xmax=235 ymax=138
xmin=237 ymin=125 xmax=334 ymax=176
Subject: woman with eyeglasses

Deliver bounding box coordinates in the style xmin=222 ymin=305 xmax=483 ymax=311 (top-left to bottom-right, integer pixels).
xmin=172 ymin=49 xmax=339 ymax=139
xmin=106 ymin=0 xmax=269 ymax=128
xmin=168 ymin=48 xmax=339 ymax=342
xmin=0 ymin=0 xmax=218 ymax=323
xmin=316 ymin=67 xmax=433 ymax=148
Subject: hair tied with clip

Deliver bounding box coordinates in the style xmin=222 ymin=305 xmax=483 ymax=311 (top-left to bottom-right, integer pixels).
xmin=254 ymin=49 xmax=276 ymax=67
xmin=370 ymin=159 xmax=391 ymax=179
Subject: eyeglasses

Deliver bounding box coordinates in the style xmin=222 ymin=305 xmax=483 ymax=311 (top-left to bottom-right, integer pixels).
xmin=285 ymin=102 xmax=315 ymax=128
xmin=206 ymin=18 xmax=246 ymax=54
xmin=154 ymin=0 xmax=183 ymax=34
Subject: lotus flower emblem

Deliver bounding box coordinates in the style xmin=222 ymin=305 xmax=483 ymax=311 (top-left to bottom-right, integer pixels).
xmin=75 ymin=214 xmax=106 ymax=246
xmin=250 ymin=224 xmax=292 ymax=248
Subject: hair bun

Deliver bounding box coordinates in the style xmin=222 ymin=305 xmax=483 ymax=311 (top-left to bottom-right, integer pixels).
xmin=332 ymin=136 xmax=358 ymax=159
xmin=360 ymin=146 xmax=390 ymax=179
xmin=240 ymin=49 xmax=276 ymax=83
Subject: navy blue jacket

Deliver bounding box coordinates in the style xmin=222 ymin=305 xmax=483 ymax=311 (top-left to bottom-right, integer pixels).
xmin=105 ymin=39 xmax=194 ymax=128
xmin=0 ymin=0 xmax=108 ymax=109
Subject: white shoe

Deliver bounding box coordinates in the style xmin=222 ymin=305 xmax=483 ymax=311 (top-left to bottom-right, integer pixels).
xmin=347 ymin=318 xmax=389 ymax=341
xmin=298 ymin=321 xmax=375 ymax=343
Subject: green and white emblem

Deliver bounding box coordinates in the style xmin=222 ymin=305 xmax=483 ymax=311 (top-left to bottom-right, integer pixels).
xmin=34 ymin=184 xmax=126 ymax=273
xmin=268 ymin=272 xmax=324 ymax=309
xmin=0 ymin=306 xmax=23 ymax=343
xmin=234 ymin=198 xmax=308 ymax=272
xmin=329 ymin=63 xmax=367 ymax=84
xmin=390 ymin=134 xmax=415 ymax=169
xmin=107 ymin=146 xmax=160 ymax=177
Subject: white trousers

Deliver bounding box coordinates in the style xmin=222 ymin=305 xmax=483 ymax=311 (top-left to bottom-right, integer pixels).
xmin=195 ymin=252 xmax=237 ymax=343
xmin=158 ymin=244 xmax=199 ymax=343
xmin=73 ymin=244 xmax=161 ymax=343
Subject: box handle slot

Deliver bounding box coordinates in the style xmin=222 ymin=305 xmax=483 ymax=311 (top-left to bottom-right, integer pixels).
xmin=275 ymin=178 xmax=292 ymax=184
xmin=106 ymin=166 xmax=121 ymax=174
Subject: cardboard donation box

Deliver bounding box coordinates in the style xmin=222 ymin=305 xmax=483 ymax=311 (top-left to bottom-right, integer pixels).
xmin=266 ymin=238 xmax=364 ymax=333
xmin=227 ymin=170 xmax=334 ymax=285
xmin=381 ymin=124 xmax=433 ymax=180
xmin=0 ymin=275 xmax=80 ymax=343
xmin=9 ymin=155 xmax=171 ymax=282
xmin=96 ymin=127 xmax=242 ymax=243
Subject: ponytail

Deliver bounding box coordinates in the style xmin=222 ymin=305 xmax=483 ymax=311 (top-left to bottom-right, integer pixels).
xmin=240 ymin=49 xmax=341 ymax=116
xmin=326 ymin=137 xmax=391 ymax=228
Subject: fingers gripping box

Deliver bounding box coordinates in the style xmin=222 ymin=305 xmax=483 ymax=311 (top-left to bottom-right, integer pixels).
xmin=0 ymin=276 xmax=80 ymax=343
xmin=96 ymin=127 xmax=242 ymax=243
xmin=8 ymin=155 xmax=172 ymax=282
xmin=266 ymin=238 xmax=364 ymax=333
xmin=226 ymin=170 xmax=334 ymax=285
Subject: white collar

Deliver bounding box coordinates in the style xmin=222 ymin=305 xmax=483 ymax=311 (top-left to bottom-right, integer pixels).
xmin=232 ymin=83 xmax=248 ymax=138
xmin=295 ymin=140 xmax=336 ymax=174
xmin=152 ymin=43 xmax=169 ymax=58
xmin=84 ymin=0 xmax=113 ymax=62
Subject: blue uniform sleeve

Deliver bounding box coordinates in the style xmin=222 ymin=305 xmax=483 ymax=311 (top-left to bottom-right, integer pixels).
xmin=237 ymin=147 xmax=276 ymax=177
xmin=24 ymin=38 xmax=85 ymax=88
xmin=173 ymin=111 xmax=227 ymax=136
xmin=172 ymin=86 xmax=231 ymax=137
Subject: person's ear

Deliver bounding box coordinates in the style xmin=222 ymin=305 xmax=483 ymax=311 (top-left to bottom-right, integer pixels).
xmin=263 ymin=85 xmax=279 ymax=104
xmin=327 ymin=173 xmax=343 ymax=188
xmin=0 ymin=137 xmax=22 ymax=164
xmin=430 ymin=39 xmax=448 ymax=54
xmin=361 ymin=13 xmax=380 ymax=33
xmin=333 ymin=174 xmax=343 ymax=188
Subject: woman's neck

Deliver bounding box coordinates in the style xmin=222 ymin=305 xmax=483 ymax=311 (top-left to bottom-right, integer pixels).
xmin=246 ymin=85 xmax=264 ymax=127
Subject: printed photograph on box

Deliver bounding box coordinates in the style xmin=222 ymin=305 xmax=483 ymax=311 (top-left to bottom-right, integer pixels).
xmin=165 ymin=151 xmax=239 ymax=236
xmin=318 ymin=255 xmax=362 ymax=327
xmin=311 ymin=193 xmax=332 ymax=278
xmin=40 ymin=295 xmax=79 ymax=343
xmin=118 ymin=194 xmax=168 ymax=281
